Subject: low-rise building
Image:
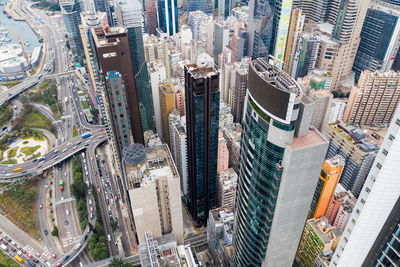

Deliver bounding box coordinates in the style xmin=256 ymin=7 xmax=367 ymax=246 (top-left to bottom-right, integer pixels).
xmin=222 ymin=123 xmax=241 ymax=173
xmin=207 ymin=208 xmax=234 ymax=267
xmin=296 ymin=217 xmax=341 ymax=267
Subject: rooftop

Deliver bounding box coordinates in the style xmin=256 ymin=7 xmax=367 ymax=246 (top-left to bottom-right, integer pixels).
xmin=326 ymin=121 xmax=380 ymax=152
xmin=308 ymin=217 xmax=341 ymax=245
xmin=185 ymin=63 xmax=217 ymax=79
xmin=124 ymin=144 xmax=179 ymax=190
xmin=290 ymin=127 xmax=328 ymax=150
xmin=252 ymin=58 xmax=302 ymax=96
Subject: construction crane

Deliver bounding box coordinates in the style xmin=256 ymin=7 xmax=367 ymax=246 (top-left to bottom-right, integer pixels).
xmin=8 ymin=28 xmax=31 ymax=68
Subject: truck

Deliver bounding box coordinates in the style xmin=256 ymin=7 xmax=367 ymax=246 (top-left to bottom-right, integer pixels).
xmin=81 ymin=132 xmax=92 ymax=139
xmin=14 ymin=255 xmax=24 ymax=263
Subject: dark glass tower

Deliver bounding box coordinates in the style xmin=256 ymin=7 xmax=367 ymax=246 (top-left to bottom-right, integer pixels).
xmin=59 ymin=0 xmax=84 ymax=63
xmin=117 ymin=0 xmax=155 ymax=134
xmin=184 ymin=64 xmax=220 ymax=224
xmin=352 ymin=2 xmax=400 ymax=81
xmin=187 ymin=0 xmax=213 ymax=14
xmin=158 ymin=0 xmax=179 ymax=36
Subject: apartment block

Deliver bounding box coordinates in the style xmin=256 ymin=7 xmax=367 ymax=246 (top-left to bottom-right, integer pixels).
xmin=169 ymin=110 xmax=188 ymax=196
xmin=323 ymin=121 xmax=380 ymax=197
xmin=325 ymin=185 xmax=356 ymax=228
xmin=217 ymin=132 xmax=229 ymax=174
xmin=344 ymin=70 xmax=400 ymax=126
xmin=149 ymin=62 xmax=167 ymax=139
xmin=144 ymin=35 xmax=171 ymax=78
xmin=296 ymin=217 xmax=341 ymax=267
xmin=217 ymin=168 xmax=238 ymax=211
xmin=327 ymin=100 xmax=346 ymax=124
xmin=159 ymin=82 xmax=176 ymax=145
xmin=123 ymin=143 xmax=184 ymax=244
xmin=222 ymin=123 xmax=241 ymax=173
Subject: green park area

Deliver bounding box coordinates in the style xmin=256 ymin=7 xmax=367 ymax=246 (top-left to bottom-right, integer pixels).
xmin=0 ymin=250 xmax=19 ymax=267
xmin=0 ymin=129 xmax=47 ymax=164
xmin=0 ymin=178 xmax=41 ymax=240
xmin=12 ymin=103 xmax=56 ymax=135
xmin=1 ymin=80 xmax=21 ymax=89
xmin=29 ymin=79 xmax=62 ymax=119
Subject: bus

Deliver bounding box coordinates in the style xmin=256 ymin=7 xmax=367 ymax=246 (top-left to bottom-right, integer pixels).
xmin=13 ymin=168 xmax=22 ymax=173
xmin=82 ymin=132 xmax=92 ymax=139
xmin=15 ymin=255 xmax=24 ymax=263
xmin=60 ymin=179 xmax=64 ymax=192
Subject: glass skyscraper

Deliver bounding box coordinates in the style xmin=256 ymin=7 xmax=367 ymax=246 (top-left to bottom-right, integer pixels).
xmin=232 ymin=58 xmax=329 ymax=266
xmin=117 ymin=0 xmax=155 ymax=134
xmin=59 ymin=0 xmax=84 ymax=63
xmin=248 ymin=0 xmax=292 ymax=60
xmin=352 ymin=2 xmax=400 ymax=81
xmin=158 ymin=0 xmax=179 ymax=36
xmin=187 ymin=0 xmax=213 ymax=14
xmin=184 ymin=64 xmax=220 ymax=224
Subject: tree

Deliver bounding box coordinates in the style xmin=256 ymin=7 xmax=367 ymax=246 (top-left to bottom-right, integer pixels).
xmin=91 ymin=109 xmax=99 ymax=118
xmin=109 ymin=257 xmax=133 ymax=267
xmin=51 ymin=226 xmax=59 ymax=237
xmin=110 ymin=220 xmax=118 ymax=232
xmin=65 ymin=40 xmax=70 ymax=50
xmin=71 ymin=179 xmax=87 ymax=200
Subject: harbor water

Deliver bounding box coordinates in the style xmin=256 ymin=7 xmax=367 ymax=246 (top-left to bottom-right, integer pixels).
xmin=0 ymin=0 xmax=40 ymax=52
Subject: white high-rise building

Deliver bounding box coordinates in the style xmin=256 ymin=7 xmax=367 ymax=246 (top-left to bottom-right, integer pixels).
xmin=148 ymin=62 xmax=167 ymax=139
xmin=330 ymin=106 xmax=400 ymax=266
xmin=327 ymin=100 xmax=346 ymax=124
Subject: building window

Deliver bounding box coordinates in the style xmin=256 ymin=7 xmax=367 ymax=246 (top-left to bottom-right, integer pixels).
xmin=396 ymin=118 xmax=400 ymax=126
xmin=361 ymin=198 xmax=366 ymax=204
xmin=382 ymin=149 xmax=388 ymax=156
xmin=366 ymin=187 xmax=370 ymax=193
xmin=356 ymin=209 xmax=360 ymax=214
xmin=389 ymin=134 xmax=395 ymax=141
xmin=377 ymin=163 xmax=382 ymax=169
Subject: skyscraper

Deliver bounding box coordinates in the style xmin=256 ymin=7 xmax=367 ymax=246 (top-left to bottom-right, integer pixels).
xmin=187 ymin=0 xmax=212 ymax=14
xmin=117 ymin=0 xmax=155 ymax=134
xmin=90 ymin=26 xmax=144 ymax=146
xmin=247 ymin=0 xmax=274 ymax=58
xmin=214 ymin=20 xmax=230 ymax=64
xmin=158 ymin=0 xmax=179 ymax=36
xmin=218 ymin=0 xmax=232 ymax=18
xmin=293 ymin=0 xmax=340 ymax=24
xmin=145 ymin=0 xmax=158 ymax=35
xmin=329 ymin=105 xmax=400 ymax=267
xmin=352 ymin=2 xmax=400 ymax=80
xmin=283 ymin=9 xmax=305 ymax=76
xmin=185 ymin=63 xmax=220 ymax=224
xmin=60 ymin=0 xmax=84 ymax=63
xmin=159 ymin=82 xmax=176 ymax=145
xmin=232 ymin=58 xmax=329 ymax=267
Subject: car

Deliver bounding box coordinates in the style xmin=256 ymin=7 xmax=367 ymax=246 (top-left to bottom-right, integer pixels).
xmin=51 ymin=252 xmax=56 ymax=258
xmin=97 ymin=187 xmax=101 ymax=193
xmin=72 ymin=146 xmax=77 ymax=150
xmin=33 ymin=258 xmax=39 ymax=263
xmin=10 ymin=247 xmax=16 ymax=252
xmin=114 ymin=195 xmax=118 ymax=201
xmin=44 ymin=230 xmax=48 ymax=236
xmin=39 ymin=203 xmax=43 ymax=209
xmin=37 ymin=164 xmax=43 ymax=169
xmin=27 ymin=252 xmax=33 ymax=258
xmin=90 ymin=206 xmax=94 ymax=212
xmin=89 ymin=199 xmax=93 ymax=205
xmin=36 ymin=252 xmax=41 ymax=257
xmin=64 ymin=172 xmax=67 ymax=177
xmin=9 ymin=252 xmax=15 ymax=257
xmin=65 ymin=220 xmax=69 ymax=226
xmin=21 ymin=249 xmax=26 ymax=254
xmin=88 ymin=189 xmax=91 ymax=195
xmin=0 ymin=237 xmax=3 ymax=242
xmin=3 ymin=240 xmax=8 ymax=245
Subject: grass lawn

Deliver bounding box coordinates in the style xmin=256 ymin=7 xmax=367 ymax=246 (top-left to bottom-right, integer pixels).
xmin=7 ymin=147 xmax=19 ymax=159
xmin=1 ymin=80 xmax=21 ymax=89
xmin=1 ymin=159 xmax=17 ymax=165
xmin=0 ymin=250 xmax=19 ymax=267
xmin=81 ymin=100 xmax=89 ymax=110
xmin=24 ymin=152 xmax=41 ymax=162
xmin=73 ymin=125 xmax=77 ymax=137
xmin=0 ymin=178 xmax=41 ymax=240
xmin=20 ymin=145 xmax=41 ymax=156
